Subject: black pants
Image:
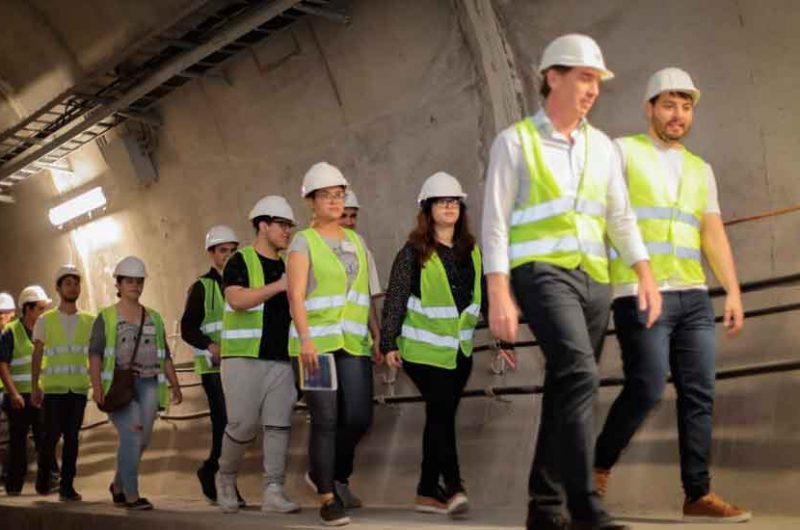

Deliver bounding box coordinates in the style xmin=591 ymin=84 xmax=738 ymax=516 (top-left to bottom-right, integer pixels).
xmin=404 ymin=352 xmax=473 ymax=497
xmin=4 ymin=393 xmax=47 ymax=494
xmin=200 ymin=373 xmax=227 ymax=473
xmin=512 ymin=263 xmax=610 ymax=523
xmin=294 ymin=351 xmax=373 ymax=495
xmin=38 ymin=392 xmax=86 ymax=493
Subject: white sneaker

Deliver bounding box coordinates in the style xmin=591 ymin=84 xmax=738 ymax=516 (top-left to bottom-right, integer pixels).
xmin=447 ymin=492 xmax=469 ymax=517
xmin=261 ymin=483 xmax=300 ymax=513
xmin=216 ymin=472 xmax=239 ymax=514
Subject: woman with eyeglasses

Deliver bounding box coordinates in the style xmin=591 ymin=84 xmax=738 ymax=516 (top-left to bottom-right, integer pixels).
xmin=381 ymin=172 xmax=487 ymax=517
xmin=286 ymin=162 xmax=377 ymax=527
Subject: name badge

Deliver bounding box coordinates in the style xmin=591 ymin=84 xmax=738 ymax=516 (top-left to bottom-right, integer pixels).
xmin=341 ymin=240 xmax=357 ymax=253
xmin=142 ymin=325 xmax=157 ymax=335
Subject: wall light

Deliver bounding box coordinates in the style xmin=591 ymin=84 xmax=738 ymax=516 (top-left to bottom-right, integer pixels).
xmin=48 ymin=186 xmax=107 ymax=227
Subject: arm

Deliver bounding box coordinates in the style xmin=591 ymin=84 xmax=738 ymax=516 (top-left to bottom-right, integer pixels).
xmin=31 ymin=340 xmax=44 ymax=407
xmin=366 ymin=247 xmax=383 ymax=364
xmin=701 ymin=213 xmax=743 ymax=335
xmin=164 ymin=357 xmax=182 ymax=404
xmin=180 ymin=281 xmax=214 ymax=350
xmin=380 ymin=245 xmax=415 ymax=367
xmin=88 ymin=315 xmax=105 ymax=407
xmin=0 ymin=362 xmax=24 ymax=409
xmin=225 ymin=280 xmax=287 ymax=311
xmin=287 ymin=248 xmax=317 ymax=371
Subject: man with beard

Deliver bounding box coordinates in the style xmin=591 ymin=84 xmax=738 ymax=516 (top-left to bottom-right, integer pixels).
xmin=31 ymin=266 xmax=95 ymax=501
xmin=593 ymin=68 xmax=750 ymax=522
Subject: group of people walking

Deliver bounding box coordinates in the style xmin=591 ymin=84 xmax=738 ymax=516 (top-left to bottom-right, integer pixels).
xmin=0 ymin=32 xmax=752 ymax=530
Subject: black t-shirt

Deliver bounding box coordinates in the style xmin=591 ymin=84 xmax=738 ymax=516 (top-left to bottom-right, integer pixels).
xmin=222 ymin=250 xmax=290 ymax=361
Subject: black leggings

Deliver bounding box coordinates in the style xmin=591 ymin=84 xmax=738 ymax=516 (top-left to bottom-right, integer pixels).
xmin=294 ymin=351 xmax=373 ymax=495
xmin=404 ymin=352 xmax=473 ymax=497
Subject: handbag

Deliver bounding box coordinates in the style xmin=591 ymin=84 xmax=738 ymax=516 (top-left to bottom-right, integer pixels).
xmin=99 ymin=306 xmax=146 ymax=413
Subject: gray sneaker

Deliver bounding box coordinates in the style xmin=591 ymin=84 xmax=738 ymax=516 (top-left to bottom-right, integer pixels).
xmin=334 ymin=480 xmax=362 ymax=509
xmin=215 ymin=472 xmax=239 ymax=514
xmin=262 ymin=483 xmax=300 ymax=513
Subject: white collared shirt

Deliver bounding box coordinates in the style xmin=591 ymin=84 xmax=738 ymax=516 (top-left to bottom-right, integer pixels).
xmin=481 ymin=109 xmax=649 ymax=275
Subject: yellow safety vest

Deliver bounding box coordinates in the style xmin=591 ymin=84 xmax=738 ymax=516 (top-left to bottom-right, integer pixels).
xmin=7 ymin=320 xmax=34 ymax=393
xmin=194 ymin=277 xmax=223 ymax=373
xmin=40 ymin=309 xmax=94 ymax=395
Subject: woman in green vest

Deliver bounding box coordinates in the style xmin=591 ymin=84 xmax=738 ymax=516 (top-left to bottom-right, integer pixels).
xmin=381 ymin=172 xmax=484 ymax=517
xmin=88 ymin=256 xmax=182 ymax=511
xmin=287 ymin=162 xmax=375 ymax=527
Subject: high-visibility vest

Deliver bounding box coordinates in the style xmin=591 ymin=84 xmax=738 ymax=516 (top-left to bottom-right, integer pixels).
xmin=193 ymin=277 xmax=223 ymax=374
xmin=7 ymin=320 xmax=34 ymax=394
xmin=288 ymin=228 xmax=372 ymax=357
xmin=40 ymin=309 xmax=94 ymax=395
xmin=221 ymin=247 xmax=265 ymax=358
xmin=610 ymin=134 xmax=708 ymax=286
xmin=98 ymin=305 xmax=169 ymax=409
xmin=509 ymin=117 xmax=610 ymax=283
xmin=399 ymin=245 xmax=482 ymax=369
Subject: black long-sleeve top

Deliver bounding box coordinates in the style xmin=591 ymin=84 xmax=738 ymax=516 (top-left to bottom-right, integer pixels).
xmin=380 ymin=242 xmax=486 ymax=354
xmin=180 ymin=267 xmax=222 ymax=351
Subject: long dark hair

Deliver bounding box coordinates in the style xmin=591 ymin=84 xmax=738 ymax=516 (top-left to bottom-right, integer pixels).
xmin=408 ymin=200 xmax=475 ymax=267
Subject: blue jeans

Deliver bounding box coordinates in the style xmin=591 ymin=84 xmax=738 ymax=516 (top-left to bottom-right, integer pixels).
xmin=109 ymin=376 xmax=159 ymax=501
xmin=595 ymin=290 xmax=716 ymax=500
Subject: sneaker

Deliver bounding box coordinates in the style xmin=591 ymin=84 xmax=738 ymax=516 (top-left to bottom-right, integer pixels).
xmin=595 ymin=468 xmax=611 ymax=498
xmin=126 ymin=498 xmax=154 ymax=510
xmin=526 ymin=513 xmax=568 ymax=530
xmin=109 ymin=483 xmax=126 ymax=506
xmin=197 ymin=466 xmax=217 ymax=504
xmin=415 ymin=490 xmax=449 ymax=514
xmin=59 ymin=488 xmax=83 ymax=502
xmin=320 ymin=496 xmax=350 ymax=526
xmin=569 ymin=520 xmax=629 ymax=530
xmin=215 ymin=472 xmax=239 ymax=514
xmin=6 ymin=490 xmax=21 ymax=497
xmin=334 ymin=480 xmax=362 ymax=509
xmin=683 ymin=492 xmax=752 ymax=523
xmin=305 ymin=471 xmax=319 ymax=494
xmin=447 ymin=491 xmax=470 ymax=517
xmin=262 ymin=483 xmax=300 ymax=513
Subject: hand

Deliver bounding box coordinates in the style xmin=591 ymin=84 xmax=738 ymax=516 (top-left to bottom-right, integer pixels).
xmin=385 ymin=351 xmax=402 ymax=368
xmin=92 ymin=386 xmax=105 ymax=407
xmin=723 ymin=293 xmax=744 ymax=336
xmin=276 ymin=274 xmax=288 ymax=292
xmin=300 ymin=337 xmax=318 ymax=374
xmin=371 ymin=343 xmax=384 ymax=366
xmin=208 ymin=342 xmax=221 ymax=365
xmin=634 ymin=262 xmax=662 ymax=328
xmin=31 ymin=387 xmax=44 ymax=408
xmin=488 ymin=292 xmax=519 ymax=344
xmin=10 ymin=392 xmax=25 ymax=409
xmin=171 ymin=386 xmax=183 ymax=405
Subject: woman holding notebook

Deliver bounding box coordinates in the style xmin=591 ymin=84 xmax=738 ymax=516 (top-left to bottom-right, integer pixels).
xmin=287 ymin=162 xmax=376 ymax=527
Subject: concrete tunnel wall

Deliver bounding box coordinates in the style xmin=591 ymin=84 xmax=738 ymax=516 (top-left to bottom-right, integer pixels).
xmin=0 ymin=0 xmax=798 ymax=516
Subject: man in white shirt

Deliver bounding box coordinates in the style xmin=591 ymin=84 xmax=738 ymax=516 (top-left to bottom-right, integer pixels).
xmin=482 ymin=34 xmax=661 ymax=530
xmin=593 ymin=68 xmax=749 ymax=523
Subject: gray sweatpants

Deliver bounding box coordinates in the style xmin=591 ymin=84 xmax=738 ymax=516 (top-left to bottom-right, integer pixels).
xmin=218 ymin=358 xmax=297 ymax=485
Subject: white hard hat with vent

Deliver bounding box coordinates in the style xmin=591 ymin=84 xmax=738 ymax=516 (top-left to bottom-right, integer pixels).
xmin=114 ymin=256 xmax=147 ymax=279
xmin=248 ymin=195 xmax=296 ymax=223
xmin=19 ymin=285 xmax=51 ymax=306
xmin=205 ymin=225 xmax=239 ymax=250
xmin=55 ymin=264 xmax=81 ymax=284
xmin=301 ymin=162 xmax=348 ymax=197
xmin=539 ymin=33 xmax=614 ymax=80
xmin=0 ymin=292 xmax=15 ymax=311
xmin=645 ymin=67 xmax=701 ymax=103
xmin=417 ymin=172 xmax=467 ymax=206
xmin=344 ymin=190 xmax=360 ymax=209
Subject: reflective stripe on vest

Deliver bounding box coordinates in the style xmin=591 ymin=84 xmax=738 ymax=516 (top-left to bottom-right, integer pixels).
xmin=399 ymin=245 xmax=482 ymax=369
xmin=221 ymin=247 xmax=265 ymax=358
xmin=99 ymin=306 xmax=169 ymax=409
xmin=610 ymin=134 xmax=708 ymax=286
xmin=8 ymin=320 xmax=34 ymax=393
xmin=40 ymin=309 xmax=94 ymax=395
xmin=509 ymin=117 xmax=610 ymax=283
xmin=194 ymin=277 xmax=223 ymax=374
xmin=288 ymin=228 xmax=372 ymax=357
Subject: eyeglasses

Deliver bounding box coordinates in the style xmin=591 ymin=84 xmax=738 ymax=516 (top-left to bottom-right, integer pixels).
xmin=432 ymin=197 xmax=462 ymax=208
xmin=271 ymin=219 xmax=295 ymax=230
xmin=316 ymin=190 xmax=346 ymax=201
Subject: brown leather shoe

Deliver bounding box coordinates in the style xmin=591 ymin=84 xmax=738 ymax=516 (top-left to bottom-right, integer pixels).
xmin=594 ymin=468 xmax=611 ymax=497
xmin=683 ymin=492 xmax=752 ymax=522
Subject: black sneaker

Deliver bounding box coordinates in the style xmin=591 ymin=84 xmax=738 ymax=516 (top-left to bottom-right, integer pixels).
xmin=59 ymin=488 xmax=83 ymax=502
xmin=196 ymin=466 xmax=216 ymax=503
xmin=126 ymin=497 xmax=154 ymax=511
xmin=109 ymin=483 xmax=126 ymax=506
xmin=6 ymin=490 xmax=21 ymax=497
xmin=320 ymin=496 xmax=350 ymax=526
xmin=569 ymin=520 xmax=629 ymax=530
xmin=527 ymin=513 xmax=568 ymax=530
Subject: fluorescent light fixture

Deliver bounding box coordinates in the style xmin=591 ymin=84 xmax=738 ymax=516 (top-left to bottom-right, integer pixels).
xmin=48 ymin=186 xmax=107 ymax=226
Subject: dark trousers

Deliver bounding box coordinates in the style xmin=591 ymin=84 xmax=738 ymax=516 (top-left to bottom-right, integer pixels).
xmin=404 ymin=352 xmax=473 ymax=497
xmin=295 ymin=351 xmax=373 ymax=495
xmin=512 ymin=263 xmax=610 ymax=523
xmin=595 ymin=291 xmax=716 ymax=500
xmin=200 ymin=373 xmax=227 ymax=473
xmin=4 ymin=393 xmax=46 ymax=493
xmin=38 ymin=392 xmax=86 ymax=492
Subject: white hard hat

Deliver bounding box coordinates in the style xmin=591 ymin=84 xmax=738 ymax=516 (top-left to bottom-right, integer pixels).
xmin=539 ymin=33 xmax=614 ymax=80
xmin=344 ymin=190 xmax=360 ymax=209
xmin=113 ymin=256 xmax=147 ymax=279
xmin=205 ymin=225 xmax=239 ymax=250
xmin=19 ymin=285 xmax=51 ymax=306
xmin=0 ymin=292 xmax=15 ymax=311
xmin=55 ymin=264 xmax=81 ymax=284
xmin=249 ymin=195 xmax=296 ymax=223
xmin=301 ymin=162 xmax=348 ymax=197
xmin=417 ymin=172 xmax=467 ymax=206
xmin=645 ymin=67 xmax=701 ymax=103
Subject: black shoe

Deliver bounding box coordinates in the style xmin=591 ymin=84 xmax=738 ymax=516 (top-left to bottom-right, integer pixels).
xmin=126 ymin=497 xmax=154 ymax=511
xmin=6 ymin=490 xmax=21 ymax=497
xmin=320 ymin=496 xmax=350 ymax=526
xmin=109 ymin=483 xmax=126 ymax=506
xmin=35 ymin=483 xmax=54 ymax=495
xmin=197 ymin=466 xmax=217 ymax=503
xmin=527 ymin=513 xmax=569 ymax=530
xmin=59 ymin=488 xmax=83 ymax=502
xmin=237 ymin=488 xmax=246 ymax=507
xmin=570 ymin=520 xmax=629 ymax=530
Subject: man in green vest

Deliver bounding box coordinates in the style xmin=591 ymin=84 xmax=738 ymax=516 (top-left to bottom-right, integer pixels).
xmin=0 ymin=285 xmax=51 ymax=495
xmin=180 ymin=224 xmax=239 ymax=504
xmin=482 ymin=34 xmax=662 ymax=530
xmin=215 ymin=195 xmax=300 ymax=515
xmin=594 ymin=68 xmax=750 ymax=522
xmin=30 ymin=265 xmax=94 ymax=501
